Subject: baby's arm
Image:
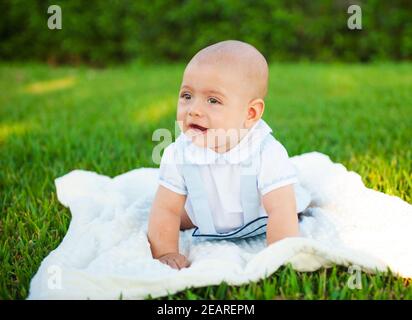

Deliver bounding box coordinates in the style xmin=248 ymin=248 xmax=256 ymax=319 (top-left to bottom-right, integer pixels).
xmin=147 ymin=185 xmax=189 ymax=269
xmin=262 ymin=184 xmax=300 ymax=245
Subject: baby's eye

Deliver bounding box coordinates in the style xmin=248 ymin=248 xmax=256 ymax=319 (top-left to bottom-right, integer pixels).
xmin=180 ymin=92 xmax=192 ymax=100
xmin=207 ymin=97 xmax=220 ymax=104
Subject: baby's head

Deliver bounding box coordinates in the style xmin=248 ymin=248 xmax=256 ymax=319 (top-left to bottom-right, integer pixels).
xmin=177 ymin=40 xmax=269 ymax=153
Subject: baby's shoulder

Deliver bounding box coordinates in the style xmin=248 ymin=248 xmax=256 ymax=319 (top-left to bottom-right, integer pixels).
xmin=259 ymin=134 xmax=290 ymax=158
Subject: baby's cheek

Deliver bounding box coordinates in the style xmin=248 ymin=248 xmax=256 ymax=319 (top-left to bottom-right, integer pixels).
xmin=176 ymin=108 xmax=184 ymax=121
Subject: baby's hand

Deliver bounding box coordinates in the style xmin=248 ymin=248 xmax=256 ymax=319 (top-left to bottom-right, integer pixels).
xmin=157 ymin=252 xmax=190 ymax=270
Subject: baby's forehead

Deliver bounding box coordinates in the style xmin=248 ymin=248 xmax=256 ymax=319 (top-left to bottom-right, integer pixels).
xmin=185 ymin=41 xmax=269 ymax=97
xmin=184 ymin=59 xmax=265 ymax=99
xmin=191 ymin=46 xmax=263 ymax=74
xmin=182 ymin=62 xmax=248 ymax=92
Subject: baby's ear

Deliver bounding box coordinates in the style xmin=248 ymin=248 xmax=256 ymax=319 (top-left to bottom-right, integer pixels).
xmin=245 ymin=98 xmax=265 ymax=127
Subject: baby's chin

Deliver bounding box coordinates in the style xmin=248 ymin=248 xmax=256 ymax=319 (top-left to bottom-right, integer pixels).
xmin=186 ymin=133 xmax=211 ymax=149
xmin=186 ymin=131 xmax=239 ymax=153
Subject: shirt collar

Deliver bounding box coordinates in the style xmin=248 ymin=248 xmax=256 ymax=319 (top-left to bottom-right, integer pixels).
xmin=176 ymin=119 xmax=273 ymax=165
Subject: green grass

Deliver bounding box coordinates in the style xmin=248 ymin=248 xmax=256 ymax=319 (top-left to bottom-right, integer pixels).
xmin=0 ymin=61 xmax=411 ymax=300
xmin=158 ymin=265 xmax=412 ymax=300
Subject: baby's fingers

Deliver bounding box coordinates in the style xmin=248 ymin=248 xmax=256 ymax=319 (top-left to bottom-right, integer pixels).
xmin=165 ymin=258 xmax=180 ymax=269
xmin=158 ymin=254 xmax=190 ymax=270
xmin=158 ymin=256 xmax=179 ymax=269
xmin=175 ymin=256 xmax=190 ymax=269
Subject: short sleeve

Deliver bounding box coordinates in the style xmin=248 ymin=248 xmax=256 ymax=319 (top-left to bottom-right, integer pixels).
xmin=158 ymin=143 xmax=188 ymax=195
xmin=258 ymin=137 xmax=298 ymax=196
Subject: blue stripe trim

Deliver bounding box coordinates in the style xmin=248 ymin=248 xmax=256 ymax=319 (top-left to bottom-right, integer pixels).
xmin=238 ymin=224 xmax=267 ymax=239
xmin=192 ymin=216 xmax=268 ymax=239
xmin=195 ymin=224 xmax=268 ymax=241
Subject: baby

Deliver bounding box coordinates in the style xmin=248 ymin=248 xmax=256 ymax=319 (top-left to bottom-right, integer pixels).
xmin=148 ymin=40 xmax=310 ymax=270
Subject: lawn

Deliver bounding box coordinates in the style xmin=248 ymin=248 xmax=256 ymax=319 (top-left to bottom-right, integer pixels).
xmin=0 ymin=62 xmax=411 ymax=300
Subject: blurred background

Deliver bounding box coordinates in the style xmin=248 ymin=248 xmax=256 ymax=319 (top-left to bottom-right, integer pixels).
xmin=1 ymin=0 xmax=412 ymax=66
xmin=1 ymin=0 xmax=412 ymax=300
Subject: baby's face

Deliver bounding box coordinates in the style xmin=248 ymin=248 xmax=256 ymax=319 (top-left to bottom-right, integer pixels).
xmin=177 ymin=62 xmax=252 ymax=153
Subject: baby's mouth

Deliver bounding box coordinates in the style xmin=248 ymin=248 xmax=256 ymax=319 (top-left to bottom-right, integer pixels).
xmin=186 ymin=123 xmax=208 ymax=137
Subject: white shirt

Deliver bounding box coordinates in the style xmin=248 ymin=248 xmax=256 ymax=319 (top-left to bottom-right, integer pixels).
xmin=158 ymin=119 xmax=306 ymax=233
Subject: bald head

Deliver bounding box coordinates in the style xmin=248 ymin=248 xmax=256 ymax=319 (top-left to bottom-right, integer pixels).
xmin=186 ymin=40 xmax=269 ymax=99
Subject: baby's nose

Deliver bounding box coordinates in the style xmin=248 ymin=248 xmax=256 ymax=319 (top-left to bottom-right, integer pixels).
xmin=188 ymin=103 xmax=203 ymax=117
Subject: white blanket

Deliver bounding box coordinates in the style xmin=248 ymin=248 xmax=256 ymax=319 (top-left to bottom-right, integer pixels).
xmin=28 ymin=152 xmax=412 ymax=299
